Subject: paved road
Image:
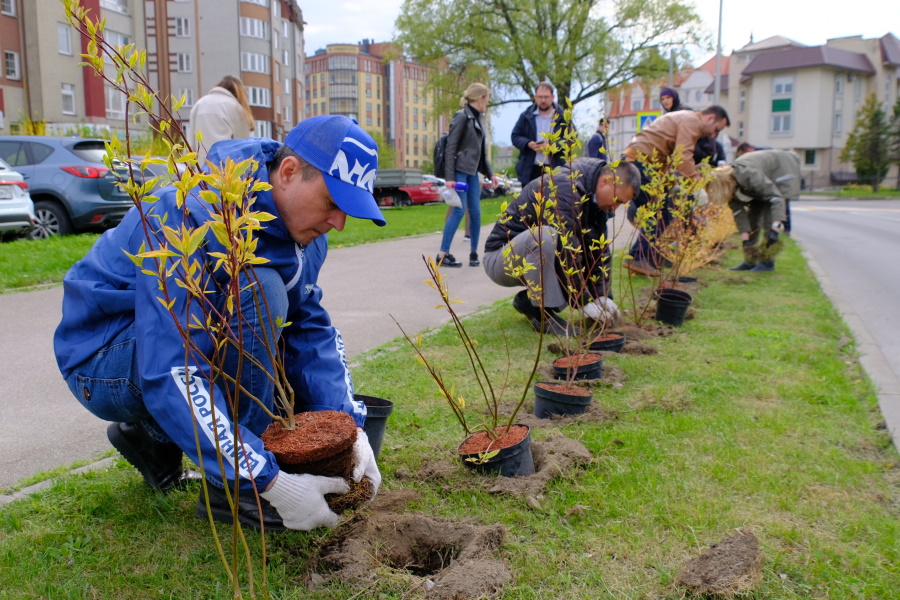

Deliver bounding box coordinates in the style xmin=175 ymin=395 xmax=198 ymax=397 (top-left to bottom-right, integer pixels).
xmin=791 ymin=198 xmax=900 ymax=448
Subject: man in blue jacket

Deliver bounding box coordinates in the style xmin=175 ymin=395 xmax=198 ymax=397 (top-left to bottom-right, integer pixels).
xmin=54 ymin=115 xmax=384 ymax=531
xmin=511 ymin=81 xmax=572 ymax=187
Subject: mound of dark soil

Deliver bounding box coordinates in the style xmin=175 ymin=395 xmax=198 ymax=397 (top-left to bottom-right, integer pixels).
xmin=675 ymin=530 xmax=763 ymax=596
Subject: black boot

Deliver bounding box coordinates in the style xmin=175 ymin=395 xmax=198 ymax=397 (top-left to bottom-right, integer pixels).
xmin=436 ymin=253 xmax=462 ymax=268
xmin=730 ymin=244 xmax=758 ymax=271
xmin=750 ymin=260 xmax=775 ymax=272
xmin=107 ymin=422 xmax=201 ymax=492
xmin=196 ymin=484 xmax=286 ymax=531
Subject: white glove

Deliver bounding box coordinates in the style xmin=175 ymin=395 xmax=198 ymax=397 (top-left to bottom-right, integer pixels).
xmin=694 ymin=188 xmax=709 ymax=206
xmin=260 ymin=472 xmax=349 ymax=530
xmin=581 ymin=297 xmax=619 ymax=322
xmin=351 ymin=430 xmax=382 ymax=499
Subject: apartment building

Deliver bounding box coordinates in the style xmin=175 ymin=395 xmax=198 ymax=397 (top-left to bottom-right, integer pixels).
xmin=605 ymin=32 xmax=900 ymax=187
xmin=305 ymin=40 xmax=441 ymax=168
xmin=0 ymin=0 xmax=306 ymax=140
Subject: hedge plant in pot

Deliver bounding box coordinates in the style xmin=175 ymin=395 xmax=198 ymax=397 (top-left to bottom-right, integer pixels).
xmin=66 ymin=2 xmax=372 ymax=594
xmin=396 ymin=257 xmax=540 ymax=477
xmin=620 ymin=149 xmax=715 ymax=327
xmin=495 ymin=115 xmax=625 ymax=417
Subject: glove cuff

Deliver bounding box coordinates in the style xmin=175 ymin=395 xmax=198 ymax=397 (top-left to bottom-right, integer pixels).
xmin=260 ymin=473 xmax=304 ymax=506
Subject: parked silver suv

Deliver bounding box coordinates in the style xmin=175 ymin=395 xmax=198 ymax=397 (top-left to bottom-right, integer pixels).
xmin=0 ymin=136 xmax=140 ymax=238
xmin=0 ymin=156 xmax=35 ymax=238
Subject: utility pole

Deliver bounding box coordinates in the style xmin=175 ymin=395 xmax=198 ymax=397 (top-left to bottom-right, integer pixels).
xmin=714 ymin=0 xmax=723 ymax=105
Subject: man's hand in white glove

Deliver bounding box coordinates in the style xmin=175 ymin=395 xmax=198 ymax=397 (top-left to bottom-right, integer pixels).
xmin=694 ymin=188 xmax=709 ymax=206
xmin=581 ymin=297 xmax=620 ymax=322
xmin=352 ymin=429 xmax=382 ymax=499
xmin=260 ymin=472 xmax=348 ymax=530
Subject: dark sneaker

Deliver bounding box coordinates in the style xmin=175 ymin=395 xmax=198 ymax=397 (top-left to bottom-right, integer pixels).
xmin=436 ymin=253 xmax=462 ymax=268
xmin=750 ymin=261 xmax=775 ymax=272
xmin=196 ymin=484 xmax=286 ymax=531
xmin=469 ymin=252 xmax=480 ymax=267
xmin=512 ymin=290 xmax=541 ymax=320
xmin=729 ymin=262 xmax=756 ymax=271
xmin=529 ymin=311 xmax=583 ymax=336
xmin=623 ymin=259 xmax=661 ymax=277
xmin=107 ymin=422 xmax=201 ymax=492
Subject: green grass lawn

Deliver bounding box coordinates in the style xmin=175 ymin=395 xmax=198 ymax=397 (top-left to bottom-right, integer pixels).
xmin=0 ymin=198 xmax=510 ymax=292
xmin=1 ymin=239 xmax=897 ymax=599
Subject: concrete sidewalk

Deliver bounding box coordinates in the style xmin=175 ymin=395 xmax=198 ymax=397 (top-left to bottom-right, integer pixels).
xmin=0 ymin=224 xmax=514 ymax=492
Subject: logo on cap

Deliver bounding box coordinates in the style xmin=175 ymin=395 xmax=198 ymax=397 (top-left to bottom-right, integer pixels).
xmin=329 ymin=137 xmax=377 ymax=193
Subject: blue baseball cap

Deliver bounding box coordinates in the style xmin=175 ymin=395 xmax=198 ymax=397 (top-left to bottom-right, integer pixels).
xmin=283 ymin=115 xmax=386 ymax=226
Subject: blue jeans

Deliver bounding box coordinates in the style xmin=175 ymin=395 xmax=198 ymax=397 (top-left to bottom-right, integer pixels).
xmin=440 ymin=171 xmax=482 ymax=254
xmin=65 ymin=268 xmax=288 ymax=444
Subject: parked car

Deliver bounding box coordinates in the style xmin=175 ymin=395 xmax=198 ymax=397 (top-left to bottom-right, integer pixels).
xmin=0 ymin=136 xmax=142 ymax=238
xmin=373 ymin=168 xmax=440 ymax=206
xmin=422 ymin=174 xmax=446 ymax=187
xmin=0 ymin=156 xmax=35 ymax=238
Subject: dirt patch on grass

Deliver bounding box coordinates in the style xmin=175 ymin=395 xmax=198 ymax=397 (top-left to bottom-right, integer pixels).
xmin=620 ymin=340 xmax=659 ymax=355
xmin=484 ymin=436 xmax=593 ymax=497
xmin=310 ymin=492 xmax=512 ymax=599
xmin=675 ymin=530 xmax=763 ymax=597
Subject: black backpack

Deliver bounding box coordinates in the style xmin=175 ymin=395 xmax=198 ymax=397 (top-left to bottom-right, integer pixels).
xmin=433 ymin=133 xmax=449 ymax=178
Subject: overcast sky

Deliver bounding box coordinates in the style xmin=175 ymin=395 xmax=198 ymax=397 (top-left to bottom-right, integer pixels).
xmin=299 ymin=0 xmax=895 ymax=144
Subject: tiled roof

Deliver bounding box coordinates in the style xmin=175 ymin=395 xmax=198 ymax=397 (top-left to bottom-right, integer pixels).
xmin=882 ymin=33 xmax=900 ymax=66
xmin=704 ymin=75 xmax=729 ymax=95
xmin=741 ymin=45 xmax=875 ymax=77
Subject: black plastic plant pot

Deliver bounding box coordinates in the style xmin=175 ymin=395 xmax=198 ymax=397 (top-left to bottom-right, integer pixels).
xmin=589 ymin=332 xmax=626 ymax=353
xmin=533 ymin=381 xmax=593 ymax=418
xmin=655 ymin=288 xmax=693 ymax=327
xmin=552 ymin=352 xmax=604 ymax=381
xmin=458 ymin=425 xmax=535 ymax=477
xmin=356 ymin=394 xmax=394 ymax=460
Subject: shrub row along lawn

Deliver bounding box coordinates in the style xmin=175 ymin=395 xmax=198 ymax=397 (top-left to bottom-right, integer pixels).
xmin=0 ymin=238 xmax=896 ymax=599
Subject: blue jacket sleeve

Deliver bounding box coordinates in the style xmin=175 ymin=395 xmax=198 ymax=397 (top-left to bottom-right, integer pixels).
xmin=133 ymin=205 xmax=281 ymax=494
xmin=281 ymin=237 xmax=366 ymax=427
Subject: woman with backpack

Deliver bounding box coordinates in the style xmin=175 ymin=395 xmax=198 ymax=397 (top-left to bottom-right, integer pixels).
xmin=435 ymin=82 xmax=499 ymax=268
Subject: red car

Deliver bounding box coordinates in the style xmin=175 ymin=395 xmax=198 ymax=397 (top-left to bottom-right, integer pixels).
xmin=373 ymin=170 xmax=441 ymax=206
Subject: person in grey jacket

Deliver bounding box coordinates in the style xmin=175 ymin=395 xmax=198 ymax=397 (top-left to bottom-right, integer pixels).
xmin=707 ymin=149 xmax=800 ymax=271
xmin=511 ymin=81 xmax=572 ymax=187
xmin=483 ymin=158 xmax=640 ymax=333
xmin=437 ymin=82 xmax=499 ymax=268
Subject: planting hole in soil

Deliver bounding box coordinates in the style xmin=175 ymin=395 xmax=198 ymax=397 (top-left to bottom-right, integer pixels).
xmin=312 ymin=506 xmax=512 ymax=599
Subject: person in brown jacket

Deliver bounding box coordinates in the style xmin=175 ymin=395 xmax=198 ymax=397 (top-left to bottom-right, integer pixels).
xmin=622 ymin=105 xmax=730 ymax=276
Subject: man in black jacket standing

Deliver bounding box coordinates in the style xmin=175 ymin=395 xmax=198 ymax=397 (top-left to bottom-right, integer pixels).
xmin=511 ymin=82 xmax=572 ymax=187
xmin=483 ymin=159 xmax=641 ymax=333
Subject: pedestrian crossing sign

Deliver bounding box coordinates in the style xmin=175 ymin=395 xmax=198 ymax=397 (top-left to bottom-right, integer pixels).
xmin=637 ymin=112 xmax=660 ymax=132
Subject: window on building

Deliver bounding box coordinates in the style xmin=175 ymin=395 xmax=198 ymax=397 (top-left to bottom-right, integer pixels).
xmin=61 ymin=83 xmax=76 ymax=115
xmin=854 ymin=76 xmax=863 ymax=100
xmin=283 ymin=78 xmax=290 ymax=94
xmin=100 ymin=0 xmax=128 ymax=13
xmin=240 ymin=17 xmax=270 ymax=40
xmin=651 ymin=97 xmax=660 ymax=109
xmin=175 ymin=17 xmax=190 ymax=37
xmin=241 ymin=52 xmax=270 ymax=74
xmin=4 ymin=51 xmax=20 ymax=80
xmin=833 ymin=112 xmax=842 ymax=134
xmin=247 ymin=86 xmax=271 ymax=107
xmin=738 ymin=121 xmax=745 ymax=138
xmin=254 ymin=120 xmax=272 ymax=138
xmin=365 ymin=88 xmax=372 ymax=98
xmin=284 ymin=104 xmax=291 ymax=124
xmin=177 ymin=88 xmax=194 ymax=107
xmin=804 ymin=150 xmax=817 ymax=166
xmin=106 ymin=85 xmax=126 ymax=119
xmin=1 ymin=0 xmax=16 ymax=16
xmin=275 ymin=63 xmax=280 ymax=81
xmin=739 ymin=87 xmax=747 ymax=112
xmin=772 ymin=75 xmax=794 ymax=96
xmin=283 ymin=50 xmax=289 ymax=66
xmin=366 ymin=116 xmax=373 ymax=126
xmin=104 ymin=30 xmax=130 ymax=64
xmin=177 ymin=53 xmax=192 ymax=72
xmin=834 ymin=73 xmax=843 ymax=95
xmin=771 ymin=114 xmax=791 ymax=134
xmin=58 ymin=23 xmax=72 ymax=55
